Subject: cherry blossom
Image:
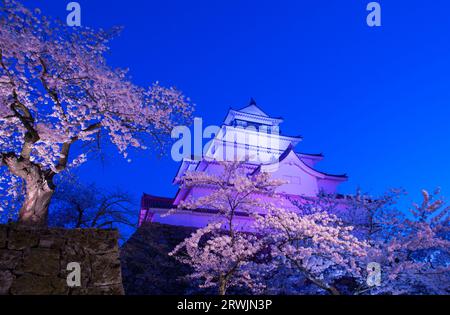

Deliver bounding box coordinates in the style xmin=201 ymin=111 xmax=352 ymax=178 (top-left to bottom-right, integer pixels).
xmin=0 ymin=0 xmax=193 ymax=226
xmin=169 ymin=161 xmax=285 ymax=295
xmin=169 ymin=161 xmax=372 ymax=295
xmin=0 ymin=170 xmax=23 ymax=220
xmin=169 ymin=222 xmax=265 ymax=295
xmin=370 ymin=189 xmax=450 ymax=295
xmin=169 ymin=159 xmax=448 ymax=295
xmin=255 ymin=205 xmax=370 ymax=295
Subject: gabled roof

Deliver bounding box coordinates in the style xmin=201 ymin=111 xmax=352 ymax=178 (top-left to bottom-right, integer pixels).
xmin=238 ymin=99 xmax=270 ymax=117
xmin=298 ymin=152 xmax=324 ymax=158
xmin=139 ymin=193 xmax=175 ymax=226
xmin=172 ymin=157 xmax=200 ymax=184
xmin=224 ymin=99 xmax=284 ymax=126
xmin=255 ymin=145 xmax=348 ymax=181
xmin=296 ymin=152 xmax=325 ymax=163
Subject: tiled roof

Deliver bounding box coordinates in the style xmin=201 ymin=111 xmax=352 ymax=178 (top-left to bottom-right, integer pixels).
xmin=141 ymin=194 xmax=174 ymax=210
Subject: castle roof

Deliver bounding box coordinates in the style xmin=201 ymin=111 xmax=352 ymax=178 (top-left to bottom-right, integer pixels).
xmin=141 ymin=193 xmax=174 ymax=210
xmin=224 ymin=99 xmax=284 ymax=126
xmin=144 ymin=100 xmax=349 ymax=218
xmin=238 ymin=99 xmax=270 ymax=117
xmin=254 ymin=145 xmax=348 ymax=180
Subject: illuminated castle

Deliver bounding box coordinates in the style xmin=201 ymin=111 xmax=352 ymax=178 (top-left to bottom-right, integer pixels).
xmin=139 ymin=100 xmax=348 ymax=229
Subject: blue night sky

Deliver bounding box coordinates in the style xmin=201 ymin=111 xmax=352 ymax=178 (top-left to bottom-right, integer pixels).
xmin=26 ymin=0 xmax=450 ymax=227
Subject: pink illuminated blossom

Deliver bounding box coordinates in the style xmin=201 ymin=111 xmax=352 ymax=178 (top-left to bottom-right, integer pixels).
xmin=0 ymin=0 xmax=193 ymax=226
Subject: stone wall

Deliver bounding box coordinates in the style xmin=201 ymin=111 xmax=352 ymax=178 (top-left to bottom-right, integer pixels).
xmin=0 ymin=224 xmax=124 ymax=295
xmin=120 ymin=223 xmax=202 ymax=295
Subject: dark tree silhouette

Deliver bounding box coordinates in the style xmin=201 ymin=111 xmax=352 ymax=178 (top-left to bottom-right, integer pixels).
xmin=49 ymin=176 xmax=136 ymax=236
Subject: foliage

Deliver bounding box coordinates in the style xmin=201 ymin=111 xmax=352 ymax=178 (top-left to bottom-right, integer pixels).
xmin=169 ymin=161 xmax=284 ymax=295
xmin=255 ymin=206 xmax=369 ymax=295
xmin=370 ymin=189 xmax=450 ymax=295
xmin=0 ymin=0 xmax=193 ymax=225
xmin=170 ymin=161 xmax=449 ymax=295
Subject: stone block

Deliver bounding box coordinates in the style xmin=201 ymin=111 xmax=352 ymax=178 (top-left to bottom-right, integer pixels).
xmin=21 ymin=248 xmax=60 ymax=276
xmin=0 ymin=224 xmax=123 ymax=295
xmin=8 ymin=229 xmax=39 ymax=250
xmin=0 ymin=226 xmax=7 ymax=248
xmin=39 ymin=235 xmax=66 ymax=249
xmin=0 ymin=271 xmax=14 ymax=295
xmin=0 ymin=249 xmax=22 ymax=270
xmin=10 ymin=274 xmax=68 ymax=295
xmin=91 ymin=252 xmax=122 ymax=287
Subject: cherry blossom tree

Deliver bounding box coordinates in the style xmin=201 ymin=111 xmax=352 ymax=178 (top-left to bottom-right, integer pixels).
xmin=335 ymin=188 xmax=450 ymax=295
xmin=168 ymin=161 xmax=448 ymax=295
xmin=343 ymin=188 xmax=406 ymax=242
xmin=169 ymin=161 xmax=285 ymax=295
xmin=288 ymin=189 xmax=405 ymax=239
xmin=170 ymin=222 xmax=265 ymax=295
xmin=0 ymin=0 xmax=193 ymax=226
xmin=255 ymin=206 xmax=370 ymax=295
xmin=169 ymin=161 xmax=373 ymax=295
xmin=369 ymin=189 xmax=450 ymax=295
xmin=284 ymin=188 xmax=449 ymax=295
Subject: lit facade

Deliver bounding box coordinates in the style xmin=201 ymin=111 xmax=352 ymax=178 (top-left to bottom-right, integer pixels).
xmin=139 ymin=100 xmax=349 ymax=229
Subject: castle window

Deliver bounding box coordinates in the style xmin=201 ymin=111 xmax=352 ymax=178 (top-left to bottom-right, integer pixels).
xmin=234 ymin=119 xmax=248 ymax=127
xmin=283 ymin=175 xmax=301 ymax=185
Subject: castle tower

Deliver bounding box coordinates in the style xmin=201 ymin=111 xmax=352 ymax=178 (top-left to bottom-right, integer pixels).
xmin=139 ymin=100 xmax=348 ymax=228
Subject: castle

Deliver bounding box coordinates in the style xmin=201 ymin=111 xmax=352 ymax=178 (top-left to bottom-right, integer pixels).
xmin=139 ymin=100 xmax=349 ymax=229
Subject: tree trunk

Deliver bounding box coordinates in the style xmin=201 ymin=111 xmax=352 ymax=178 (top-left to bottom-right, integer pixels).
xmin=295 ymin=261 xmax=342 ymax=296
xmin=218 ymin=277 xmax=227 ymax=296
xmin=308 ymin=276 xmax=341 ymax=295
xmin=328 ymin=286 xmax=341 ymax=296
xmin=2 ymin=153 xmax=54 ymax=227
xmin=18 ymin=178 xmax=54 ymax=227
